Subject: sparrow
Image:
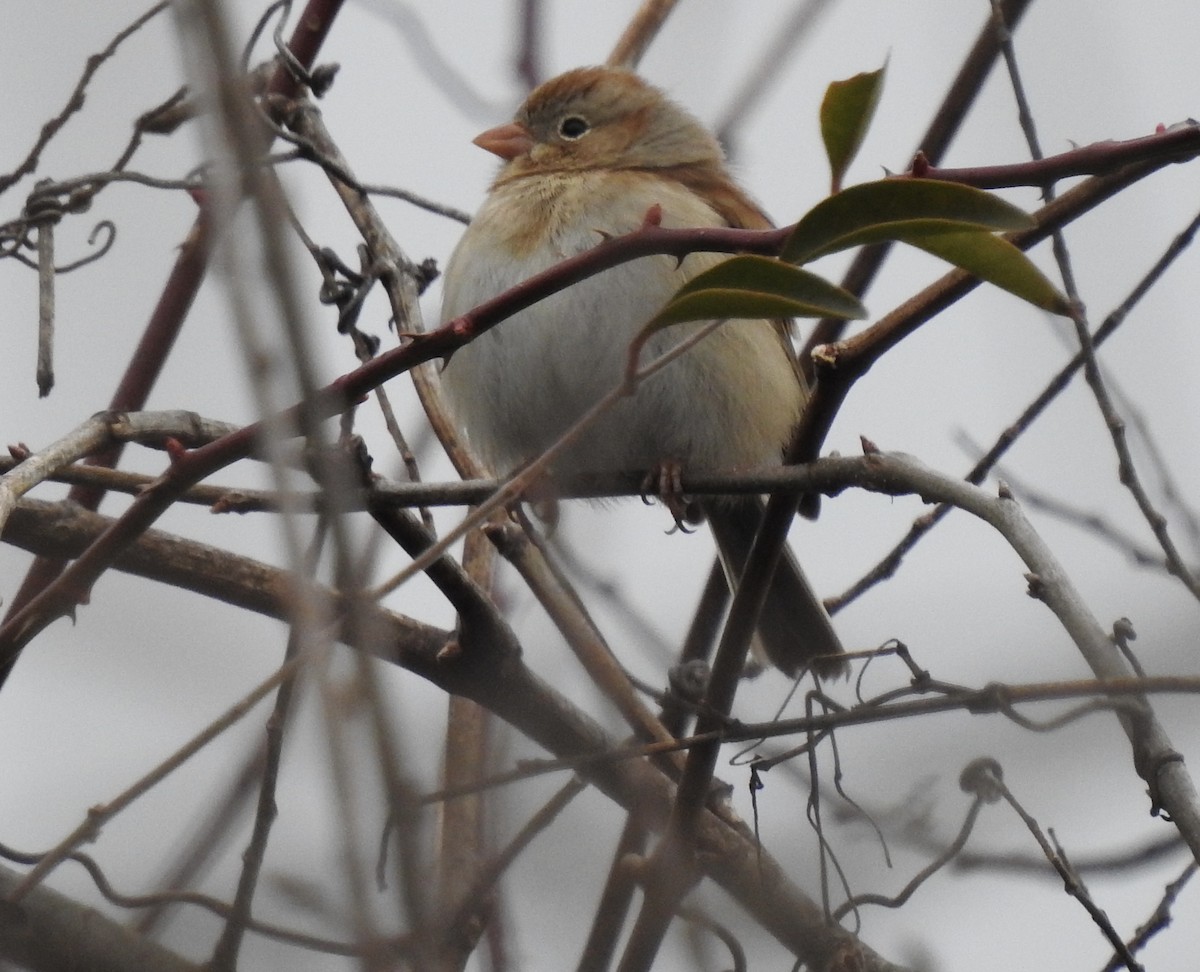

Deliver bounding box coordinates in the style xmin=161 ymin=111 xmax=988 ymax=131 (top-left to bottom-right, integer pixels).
xmin=439 ymin=65 xmax=844 ymax=678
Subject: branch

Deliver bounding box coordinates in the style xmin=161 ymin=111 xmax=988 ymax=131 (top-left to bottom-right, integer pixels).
xmin=606 ymin=0 xmax=679 ymax=70
xmin=0 ymin=0 xmax=349 ymax=690
xmin=0 ymin=497 xmax=901 ymax=970
xmin=796 ymin=134 xmax=1200 ymax=470
xmin=0 ymin=861 xmax=202 ymax=972
xmin=0 ymin=121 xmax=1191 ymax=659
xmin=0 ymin=2 xmax=170 ymax=195
xmin=909 ymin=122 xmax=1200 ymax=188
xmin=803 ymin=0 xmax=1037 ymax=360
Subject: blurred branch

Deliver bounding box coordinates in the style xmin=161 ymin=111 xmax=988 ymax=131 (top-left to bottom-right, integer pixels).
xmin=134 ymin=749 xmax=265 ymax=937
xmin=0 ymin=0 xmax=348 ymax=691
xmin=490 ymin=509 xmax=684 ymax=758
xmin=443 ymin=775 xmax=587 ymax=957
xmin=435 ymin=531 xmax=497 ymax=969
xmin=514 ymin=0 xmax=544 ymax=90
xmin=208 ymin=625 xmax=306 ymax=971
xmin=0 ymin=860 xmax=202 ymax=972
xmin=607 ymin=0 xmax=679 ymax=70
xmin=8 ymin=653 xmax=306 ymax=901
xmin=358 ymin=0 xmax=510 ymax=123
xmin=0 ymin=841 xmax=395 ymax=958
xmin=714 ymin=0 xmax=834 ymax=149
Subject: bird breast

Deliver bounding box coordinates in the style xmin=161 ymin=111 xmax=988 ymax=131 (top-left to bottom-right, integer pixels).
xmin=439 ymin=169 xmax=803 ymax=479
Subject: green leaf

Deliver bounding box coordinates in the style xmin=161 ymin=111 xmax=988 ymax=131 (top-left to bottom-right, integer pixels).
xmin=820 ymin=62 xmax=887 ymax=194
xmin=782 ymin=179 xmax=1036 ymax=264
xmin=901 ymin=227 xmax=1070 ymax=313
xmin=648 ymin=255 xmax=867 ymax=332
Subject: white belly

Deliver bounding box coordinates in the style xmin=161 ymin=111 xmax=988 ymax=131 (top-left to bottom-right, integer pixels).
xmin=439 ymin=171 xmax=803 ymax=478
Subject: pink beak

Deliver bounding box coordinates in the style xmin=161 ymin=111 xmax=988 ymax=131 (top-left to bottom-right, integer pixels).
xmin=473 ymin=122 xmax=534 ymax=161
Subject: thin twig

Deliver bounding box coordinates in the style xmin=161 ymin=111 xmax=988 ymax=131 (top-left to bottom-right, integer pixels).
xmin=207 ymin=624 xmax=306 ymax=970
xmin=980 ymin=758 xmax=1144 ymax=971
xmin=990 ymin=0 xmax=1199 ymax=601
xmin=1102 ymin=862 xmax=1198 ymax=972
xmin=832 ymin=791 xmax=986 ymax=920
xmin=606 ymin=0 xmax=679 ymax=70
xmin=829 ymin=203 xmax=1200 ymax=611
xmin=7 ymin=654 xmax=308 ymax=902
xmin=714 ymin=0 xmax=833 ymax=147
xmin=443 ymin=776 xmax=587 ymax=944
xmin=0 ymin=1 xmax=170 ymax=194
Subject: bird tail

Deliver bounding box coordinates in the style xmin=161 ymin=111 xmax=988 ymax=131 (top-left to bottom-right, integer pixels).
xmin=705 ymin=498 xmax=846 ymax=680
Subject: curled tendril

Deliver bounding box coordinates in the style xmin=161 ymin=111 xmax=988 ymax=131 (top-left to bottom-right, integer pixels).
xmin=241 ymin=0 xmax=291 ymax=74
xmin=240 ymin=0 xmax=316 ymax=93
xmin=55 ymin=220 xmax=116 ymax=273
xmin=0 ymin=219 xmax=116 ymax=272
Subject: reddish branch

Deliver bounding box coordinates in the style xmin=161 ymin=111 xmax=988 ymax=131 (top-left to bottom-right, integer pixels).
xmin=908 ymin=123 xmax=1200 ymax=188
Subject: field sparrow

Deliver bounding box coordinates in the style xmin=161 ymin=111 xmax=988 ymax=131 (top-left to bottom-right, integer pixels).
xmin=440 ymin=66 xmax=844 ymax=678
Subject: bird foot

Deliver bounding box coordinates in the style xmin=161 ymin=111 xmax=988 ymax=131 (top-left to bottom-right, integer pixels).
xmin=641 ymin=460 xmax=703 ymax=534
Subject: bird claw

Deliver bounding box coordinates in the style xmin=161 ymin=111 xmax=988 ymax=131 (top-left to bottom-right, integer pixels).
xmin=642 ymin=461 xmax=702 ymax=534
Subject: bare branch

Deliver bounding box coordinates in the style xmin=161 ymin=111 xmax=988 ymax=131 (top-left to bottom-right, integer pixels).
xmin=0 ymin=861 xmax=202 ymax=972
xmin=606 ymin=0 xmax=679 ymax=70
xmin=0 ymin=2 xmax=170 ymax=195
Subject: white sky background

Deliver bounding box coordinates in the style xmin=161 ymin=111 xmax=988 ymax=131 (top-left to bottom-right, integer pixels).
xmin=1 ymin=2 xmax=1199 ymax=970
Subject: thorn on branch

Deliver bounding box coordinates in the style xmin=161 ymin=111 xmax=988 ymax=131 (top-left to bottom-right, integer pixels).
xmin=909 ymin=150 xmax=931 ymax=178
xmin=164 ymin=437 xmax=189 ymax=464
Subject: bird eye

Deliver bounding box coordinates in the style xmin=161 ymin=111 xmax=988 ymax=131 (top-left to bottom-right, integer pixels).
xmin=558 ymin=116 xmax=590 ymax=140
